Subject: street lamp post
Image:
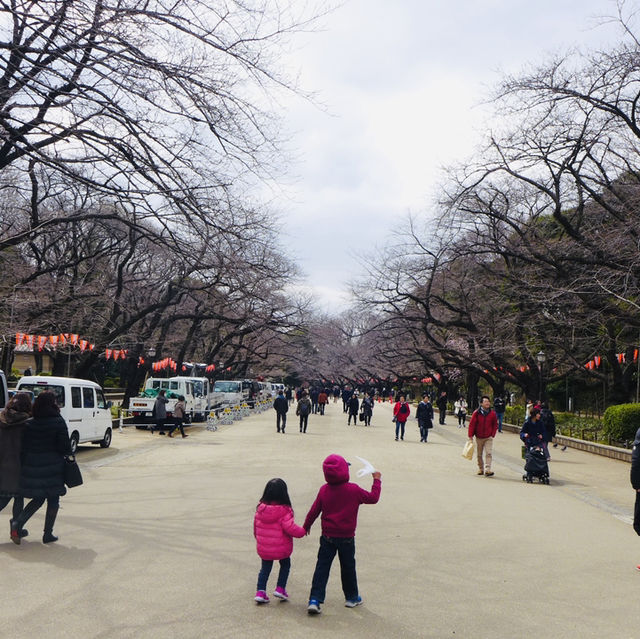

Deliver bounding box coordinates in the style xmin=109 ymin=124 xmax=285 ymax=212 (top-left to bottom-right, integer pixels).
xmin=536 ymin=350 xmax=546 ymax=403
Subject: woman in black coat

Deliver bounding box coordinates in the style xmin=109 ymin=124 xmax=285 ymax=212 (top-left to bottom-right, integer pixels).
xmin=0 ymin=392 xmax=32 ymax=538
xmin=11 ymin=391 xmax=72 ymax=544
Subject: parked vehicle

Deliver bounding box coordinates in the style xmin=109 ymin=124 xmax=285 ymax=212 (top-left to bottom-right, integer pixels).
xmin=211 ymin=379 xmax=260 ymax=408
xmin=16 ymin=376 xmax=113 ymax=453
xmin=129 ymin=376 xmax=206 ymax=424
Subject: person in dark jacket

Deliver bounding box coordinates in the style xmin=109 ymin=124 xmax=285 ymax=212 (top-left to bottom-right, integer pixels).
xmin=493 ymin=395 xmax=506 ymax=433
xmin=296 ymin=391 xmax=312 ymax=433
xmin=0 ymin=393 xmax=32 ymax=538
xmin=347 ymin=393 xmax=359 ymax=426
xmin=273 ymin=390 xmax=288 ymax=434
xmin=152 ymin=390 xmax=169 ymax=434
xmin=520 ymin=408 xmax=546 ymax=450
xmin=360 ymin=393 xmax=374 ymax=426
xmin=436 ymin=392 xmax=448 ymax=425
xmin=415 ymin=394 xmax=434 ymax=442
xmin=310 ymin=388 xmax=320 ymax=414
xmin=468 ymin=396 xmax=498 ymax=476
xmin=11 ymin=391 xmax=72 ymax=544
xmin=341 ymin=388 xmax=353 ymax=413
xmin=630 ymin=428 xmax=640 ymax=562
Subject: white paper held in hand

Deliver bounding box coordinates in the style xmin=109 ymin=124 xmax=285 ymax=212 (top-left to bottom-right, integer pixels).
xmin=355 ymin=456 xmax=375 ymax=477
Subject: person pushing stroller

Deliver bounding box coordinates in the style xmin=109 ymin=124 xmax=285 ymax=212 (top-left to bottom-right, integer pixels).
xmin=520 ymin=407 xmax=550 ymax=484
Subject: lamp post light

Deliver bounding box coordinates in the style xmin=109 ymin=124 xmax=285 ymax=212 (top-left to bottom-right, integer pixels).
xmin=536 ymin=350 xmax=546 ymax=403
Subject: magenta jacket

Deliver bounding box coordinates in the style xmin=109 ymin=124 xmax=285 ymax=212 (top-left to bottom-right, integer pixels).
xmin=304 ymin=454 xmax=381 ymax=538
xmin=254 ymin=503 xmax=305 ymax=561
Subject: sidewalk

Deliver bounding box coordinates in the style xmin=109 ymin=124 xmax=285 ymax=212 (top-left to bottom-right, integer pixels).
xmin=0 ymin=401 xmax=637 ymax=638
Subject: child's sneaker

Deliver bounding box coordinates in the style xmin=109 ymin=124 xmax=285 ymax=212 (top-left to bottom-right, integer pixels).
xmin=273 ymin=586 xmax=289 ymax=600
xmin=307 ymin=599 xmax=321 ymax=614
xmin=345 ymin=595 xmax=363 ymax=608
xmin=254 ymin=590 xmax=270 ymax=603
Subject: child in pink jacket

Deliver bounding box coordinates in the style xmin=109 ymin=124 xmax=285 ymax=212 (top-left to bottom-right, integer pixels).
xmin=253 ymin=478 xmax=306 ymax=604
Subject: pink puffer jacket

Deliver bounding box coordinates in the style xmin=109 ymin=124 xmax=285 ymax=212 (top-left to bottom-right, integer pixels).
xmin=254 ymin=503 xmax=306 ymax=560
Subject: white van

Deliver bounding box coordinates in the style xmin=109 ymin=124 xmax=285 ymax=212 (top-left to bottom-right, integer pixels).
xmin=16 ymin=376 xmax=113 ymax=453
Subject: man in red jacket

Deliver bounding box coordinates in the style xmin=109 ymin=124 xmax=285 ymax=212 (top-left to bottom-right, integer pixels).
xmin=468 ymin=395 xmax=499 ymax=477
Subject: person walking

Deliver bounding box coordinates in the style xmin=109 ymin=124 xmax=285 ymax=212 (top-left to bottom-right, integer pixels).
xmin=253 ymin=478 xmax=306 ymax=603
xmin=333 ymin=387 xmax=340 ymax=403
xmin=167 ymin=395 xmax=188 ymax=438
xmin=296 ymin=391 xmax=312 ymax=433
xmin=304 ymin=454 xmax=382 ymax=615
xmin=317 ymin=390 xmax=328 ymax=416
xmin=341 ymin=388 xmax=352 ymax=413
xmin=436 ymin=392 xmax=448 ymax=425
xmin=493 ymin=394 xmax=506 ymax=433
xmin=310 ymin=388 xmax=320 ymax=415
xmin=0 ymin=393 xmax=32 ymax=539
xmin=285 ymin=386 xmax=293 ymax=405
xmin=393 ymin=396 xmax=411 ymax=441
xmin=468 ymin=395 xmax=499 ymax=477
xmin=520 ymin=407 xmax=546 ymax=449
xmin=273 ymin=389 xmax=288 ymax=433
xmin=361 ymin=393 xmax=374 ymax=426
xmin=454 ymin=396 xmax=468 ymax=427
xmin=415 ymin=393 xmax=434 ymax=442
xmin=11 ymin=391 xmax=73 ymax=544
xmin=152 ymin=389 xmax=169 ymax=434
xmin=631 ymin=427 xmax=640 ymax=568
xmin=347 ymin=392 xmax=359 ymax=426
xmin=543 ymin=403 xmax=564 ymax=452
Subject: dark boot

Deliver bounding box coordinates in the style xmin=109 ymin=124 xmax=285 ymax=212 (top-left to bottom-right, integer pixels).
xmin=43 ymin=502 xmax=59 ymax=544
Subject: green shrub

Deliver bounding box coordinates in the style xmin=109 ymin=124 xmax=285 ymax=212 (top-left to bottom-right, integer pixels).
xmin=602 ymin=404 xmax=640 ymax=441
xmin=505 ymin=405 xmax=525 ymax=425
xmin=103 ymin=377 xmax=119 ymax=388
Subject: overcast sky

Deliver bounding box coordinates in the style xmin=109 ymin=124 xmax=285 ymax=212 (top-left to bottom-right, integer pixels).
xmin=275 ymin=0 xmax=624 ymax=312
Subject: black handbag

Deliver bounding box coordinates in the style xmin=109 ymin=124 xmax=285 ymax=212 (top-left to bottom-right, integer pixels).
xmin=64 ymin=456 xmax=83 ymax=488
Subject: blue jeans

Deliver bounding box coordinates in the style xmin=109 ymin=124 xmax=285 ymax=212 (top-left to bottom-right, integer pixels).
xmin=496 ymin=412 xmax=504 ymax=432
xmin=257 ymin=557 xmax=291 ymax=591
xmin=310 ymin=535 xmax=358 ymax=602
xmin=418 ymin=420 xmax=430 ymax=441
xmin=395 ymin=420 xmax=406 ymax=439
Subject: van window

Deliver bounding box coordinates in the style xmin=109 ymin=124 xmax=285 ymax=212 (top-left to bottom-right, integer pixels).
xmin=71 ymin=387 xmax=82 ymax=408
xmin=152 ymin=380 xmax=160 ymax=389
xmin=83 ymin=387 xmax=95 ymax=408
xmin=96 ymin=389 xmax=107 ymax=409
xmin=170 ymin=381 xmax=179 ymax=390
xmin=18 ymin=383 xmax=65 ymax=407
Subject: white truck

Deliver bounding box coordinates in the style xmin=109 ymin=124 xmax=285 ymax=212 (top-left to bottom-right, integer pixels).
xmin=210 ymin=379 xmax=260 ymax=408
xmin=129 ymin=376 xmax=207 ymax=425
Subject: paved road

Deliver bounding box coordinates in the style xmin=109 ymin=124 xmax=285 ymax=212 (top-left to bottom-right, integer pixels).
xmin=0 ymin=400 xmax=638 ymax=638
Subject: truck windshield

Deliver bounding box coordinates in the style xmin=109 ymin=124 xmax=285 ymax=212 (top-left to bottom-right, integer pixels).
xmin=17 ymin=383 xmax=66 ymax=407
xmin=214 ymin=381 xmax=240 ymax=393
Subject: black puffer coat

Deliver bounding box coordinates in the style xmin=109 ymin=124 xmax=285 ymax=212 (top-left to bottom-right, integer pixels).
xmin=20 ymin=415 xmax=72 ymax=498
xmin=0 ymin=408 xmax=30 ymax=496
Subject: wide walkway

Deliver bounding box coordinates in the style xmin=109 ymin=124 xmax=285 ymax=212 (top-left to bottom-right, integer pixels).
xmin=0 ymin=400 xmax=638 ymax=638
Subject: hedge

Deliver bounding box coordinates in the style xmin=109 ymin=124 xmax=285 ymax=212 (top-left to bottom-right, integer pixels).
xmin=602 ymin=404 xmax=640 ymax=442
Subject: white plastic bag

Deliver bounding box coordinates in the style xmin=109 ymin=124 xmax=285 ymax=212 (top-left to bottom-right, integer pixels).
xmin=355 ymin=456 xmax=376 ymax=477
xmin=462 ymin=440 xmax=474 ymax=460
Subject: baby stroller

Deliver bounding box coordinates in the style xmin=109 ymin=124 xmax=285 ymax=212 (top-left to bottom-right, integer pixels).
xmin=522 ymin=446 xmax=550 ymax=484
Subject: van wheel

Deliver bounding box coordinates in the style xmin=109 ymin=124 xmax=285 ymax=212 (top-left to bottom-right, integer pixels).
xmin=70 ymin=432 xmax=79 ymax=454
xmin=100 ymin=427 xmax=112 ymax=448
